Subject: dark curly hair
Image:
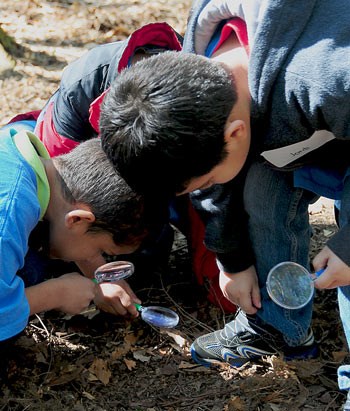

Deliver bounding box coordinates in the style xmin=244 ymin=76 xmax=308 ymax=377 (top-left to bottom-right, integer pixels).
xmin=100 ymin=51 xmax=237 ymax=196
xmin=53 ymin=138 xmax=148 ymax=246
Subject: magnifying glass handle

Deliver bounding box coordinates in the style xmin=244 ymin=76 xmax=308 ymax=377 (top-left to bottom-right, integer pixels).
xmin=315 ymin=267 xmax=326 ymax=278
xmin=134 ymin=303 xmax=143 ymax=311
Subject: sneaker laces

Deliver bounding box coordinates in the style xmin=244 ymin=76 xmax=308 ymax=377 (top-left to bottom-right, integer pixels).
xmin=220 ymin=309 xmax=303 ymax=353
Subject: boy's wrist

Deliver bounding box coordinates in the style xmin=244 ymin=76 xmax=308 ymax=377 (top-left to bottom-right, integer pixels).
xmin=25 ymin=278 xmax=65 ymax=315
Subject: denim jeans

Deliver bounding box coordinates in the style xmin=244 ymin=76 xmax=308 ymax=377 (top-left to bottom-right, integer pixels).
xmin=244 ymin=161 xmax=319 ymax=346
xmin=245 ymin=161 xmax=350 ymax=393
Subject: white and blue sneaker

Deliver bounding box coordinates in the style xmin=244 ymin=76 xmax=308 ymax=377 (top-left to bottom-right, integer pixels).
xmin=190 ymin=310 xmax=318 ymax=367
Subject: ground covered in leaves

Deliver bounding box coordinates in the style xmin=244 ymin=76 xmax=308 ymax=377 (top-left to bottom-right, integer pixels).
xmin=0 ymin=1 xmax=348 ymax=410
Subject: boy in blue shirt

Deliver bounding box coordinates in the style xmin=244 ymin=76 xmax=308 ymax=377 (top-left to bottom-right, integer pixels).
xmin=0 ymin=128 xmax=148 ymax=348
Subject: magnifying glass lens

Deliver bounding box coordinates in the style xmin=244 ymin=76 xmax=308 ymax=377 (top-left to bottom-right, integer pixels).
xmin=94 ymin=261 xmax=134 ymax=283
xmin=266 ymin=262 xmax=314 ymax=309
xmin=140 ymin=306 xmax=179 ymax=328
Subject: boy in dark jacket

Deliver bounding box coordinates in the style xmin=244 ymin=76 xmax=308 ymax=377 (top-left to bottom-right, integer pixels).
xmin=97 ymin=0 xmax=350 ymax=405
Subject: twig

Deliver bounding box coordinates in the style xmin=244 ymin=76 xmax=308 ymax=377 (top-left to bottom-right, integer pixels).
xmin=33 ymin=314 xmax=54 ymax=384
xmin=159 ymin=273 xmax=215 ymax=333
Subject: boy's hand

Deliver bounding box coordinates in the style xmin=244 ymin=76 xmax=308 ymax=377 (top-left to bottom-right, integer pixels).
xmin=219 ymin=265 xmax=261 ymax=314
xmin=94 ymin=280 xmax=141 ymax=317
xmin=54 ymin=272 xmax=97 ymax=314
xmin=313 ymin=246 xmax=350 ymax=289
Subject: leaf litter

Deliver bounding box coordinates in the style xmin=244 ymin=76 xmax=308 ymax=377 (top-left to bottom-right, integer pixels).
xmin=0 ymin=2 xmax=348 ymax=410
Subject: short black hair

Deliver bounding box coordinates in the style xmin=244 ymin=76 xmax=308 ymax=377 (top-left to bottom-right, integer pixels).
xmin=100 ymin=51 xmax=237 ymax=196
xmin=53 ymin=139 xmax=147 ymax=246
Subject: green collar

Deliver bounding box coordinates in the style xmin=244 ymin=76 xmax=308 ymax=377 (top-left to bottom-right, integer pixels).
xmin=13 ymin=130 xmax=50 ymax=220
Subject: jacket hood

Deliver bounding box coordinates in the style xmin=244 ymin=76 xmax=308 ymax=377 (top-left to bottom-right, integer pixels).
xmin=184 ymin=0 xmax=264 ymax=54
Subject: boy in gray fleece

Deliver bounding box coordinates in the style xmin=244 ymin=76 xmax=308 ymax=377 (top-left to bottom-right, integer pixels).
xmin=99 ymin=0 xmax=350 ymax=406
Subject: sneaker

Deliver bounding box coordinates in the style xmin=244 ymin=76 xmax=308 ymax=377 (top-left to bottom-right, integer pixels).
xmin=190 ymin=310 xmax=319 ymax=367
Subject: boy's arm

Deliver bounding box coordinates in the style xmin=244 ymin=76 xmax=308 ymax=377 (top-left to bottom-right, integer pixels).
xmin=25 ymin=273 xmax=97 ymax=315
xmin=35 ymin=41 xmax=125 ymax=156
xmin=190 ymin=168 xmax=254 ymax=274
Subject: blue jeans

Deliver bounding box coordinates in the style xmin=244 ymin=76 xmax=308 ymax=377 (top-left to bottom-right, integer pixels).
xmin=245 ymin=161 xmax=350 ymax=392
xmin=244 ymin=161 xmax=318 ymax=345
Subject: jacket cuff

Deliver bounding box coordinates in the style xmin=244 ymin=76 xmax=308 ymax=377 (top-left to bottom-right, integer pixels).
xmin=216 ymin=249 xmax=255 ymax=274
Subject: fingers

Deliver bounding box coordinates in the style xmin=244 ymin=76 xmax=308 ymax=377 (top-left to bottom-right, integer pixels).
xmin=97 ymin=299 xmax=129 ymax=316
xmin=251 ymin=286 xmax=261 ymax=310
xmin=95 ymin=281 xmax=141 ymax=317
xmin=241 ymin=303 xmax=258 ymax=315
xmin=119 ymin=281 xmax=142 ymax=305
xmin=312 ymin=246 xmax=350 ymax=289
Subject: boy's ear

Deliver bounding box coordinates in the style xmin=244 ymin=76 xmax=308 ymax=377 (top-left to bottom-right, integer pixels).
xmin=65 ymin=209 xmax=96 ymax=228
xmin=224 ymin=119 xmax=247 ymax=143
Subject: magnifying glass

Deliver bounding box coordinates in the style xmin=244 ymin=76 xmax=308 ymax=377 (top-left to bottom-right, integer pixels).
xmin=94 ymin=261 xmax=179 ymax=328
xmin=266 ymin=261 xmax=325 ymax=309
xmin=93 ymin=261 xmax=134 ymax=283
xmin=134 ymin=303 xmax=179 ymax=328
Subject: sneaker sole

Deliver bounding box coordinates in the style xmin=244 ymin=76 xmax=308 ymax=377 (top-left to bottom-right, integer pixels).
xmin=190 ymin=343 xmax=250 ymax=368
xmin=191 ymin=342 xmax=319 ymax=368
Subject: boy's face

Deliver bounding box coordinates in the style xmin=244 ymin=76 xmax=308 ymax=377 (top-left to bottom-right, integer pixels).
xmin=48 ymin=219 xmax=138 ymax=264
xmin=177 ymin=117 xmax=250 ymax=195
xmin=178 ymin=135 xmax=249 ymax=194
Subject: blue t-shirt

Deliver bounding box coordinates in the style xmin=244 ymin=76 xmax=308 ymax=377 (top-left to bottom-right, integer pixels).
xmin=0 ymin=130 xmax=41 ymax=340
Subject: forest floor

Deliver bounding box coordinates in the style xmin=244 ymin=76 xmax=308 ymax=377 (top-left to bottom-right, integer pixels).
xmin=0 ymin=1 xmax=348 ymax=410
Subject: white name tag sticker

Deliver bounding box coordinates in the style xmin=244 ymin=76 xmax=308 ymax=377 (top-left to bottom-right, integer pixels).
xmin=261 ymin=130 xmax=336 ymax=168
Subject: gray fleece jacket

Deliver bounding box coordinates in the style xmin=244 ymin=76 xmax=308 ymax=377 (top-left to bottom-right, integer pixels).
xmin=183 ymin=0 xmax=350 ymax=272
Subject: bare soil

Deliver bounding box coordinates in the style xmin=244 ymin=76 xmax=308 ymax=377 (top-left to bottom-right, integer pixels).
xmin=0 ymin=2 xmax=347 ymax=410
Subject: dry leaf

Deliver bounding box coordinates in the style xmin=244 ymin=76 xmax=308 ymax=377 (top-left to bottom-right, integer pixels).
xmin=111 ymin=345 xmax=131 ymax=360
xmin=124 ymin=358 xmax=137 ymax=371
xmin=224 ymin=395 xmax=245 ymax=411
xmin=124 ymin=332 xmax=139 ymax=345
xmin=47 ymin=365 xmax=84 ymax=386
xmin=163 ymin=330 xmax=188 ymax=348
xmin=332 ymin=350 xmax=348 ymax=362
xmin=178 ymin=361 xmax=200 ymax=369
xmin=87 ymin=372 xmax=99 ymax=382
xmin=89 ymin=358 xmax=111 ymax=385
xmin=133 ymin=350 xmax=151 ymax=363
xmin=82 ymin=391 xmax=96 ymax=400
